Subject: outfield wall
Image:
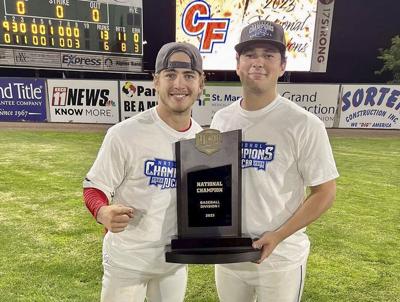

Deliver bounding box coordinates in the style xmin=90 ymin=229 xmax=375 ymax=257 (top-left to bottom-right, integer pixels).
xmin=0 ymin=78 xmax=399 ymax=129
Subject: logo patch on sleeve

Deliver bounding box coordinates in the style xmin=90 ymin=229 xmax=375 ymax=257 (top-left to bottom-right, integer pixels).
xmin=241 ymin=141 xmax=275 ymax=170
xmin=144 ymin=158 xmax=176 ymax=189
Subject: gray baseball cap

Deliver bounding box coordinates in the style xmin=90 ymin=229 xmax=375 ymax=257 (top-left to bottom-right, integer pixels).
xmin=235 ymin=20 xmax=286 ymax=54
xmin=155 ymin=42 xmax=203 ymax=74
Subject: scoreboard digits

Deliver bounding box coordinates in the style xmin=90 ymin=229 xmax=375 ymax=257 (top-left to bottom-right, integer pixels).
xmin=0 ymin=0 xmax=143 ymax=72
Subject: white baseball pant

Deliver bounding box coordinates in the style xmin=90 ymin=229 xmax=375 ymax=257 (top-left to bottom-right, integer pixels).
xmin=215 ymin=263 xmax=306 ymax=302
xmin=101 ymin=264 xmax=187 ymax=302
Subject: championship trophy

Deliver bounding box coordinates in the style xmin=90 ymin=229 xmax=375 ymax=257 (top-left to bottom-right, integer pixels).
xmin=165 ymin=129 xmax=260 ymax=264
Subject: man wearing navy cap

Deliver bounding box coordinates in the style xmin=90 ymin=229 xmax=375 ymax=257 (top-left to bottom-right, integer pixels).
xmin=83 ymin=42 xmax=204 ymax=302
xmin=211 ymin=20 xmax=339 ymax=302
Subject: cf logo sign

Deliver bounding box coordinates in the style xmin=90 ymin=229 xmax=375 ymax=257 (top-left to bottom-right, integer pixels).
xmin=182 ymin=0 xmax=229 ymax=53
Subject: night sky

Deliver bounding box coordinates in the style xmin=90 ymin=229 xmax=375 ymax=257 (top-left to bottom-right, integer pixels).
xmin=1 ymin=0 xmax=399 ymax=84
xmin=141 ymin=0 xmax=400 ymax=84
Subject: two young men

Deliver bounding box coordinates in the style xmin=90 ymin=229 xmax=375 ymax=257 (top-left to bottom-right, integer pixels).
xmin=85 ymin=19 xmax=338 ymax=302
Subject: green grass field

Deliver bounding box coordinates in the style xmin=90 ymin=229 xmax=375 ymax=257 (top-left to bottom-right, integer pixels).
xmin=0 ymin=129 xmax=399 ymax=302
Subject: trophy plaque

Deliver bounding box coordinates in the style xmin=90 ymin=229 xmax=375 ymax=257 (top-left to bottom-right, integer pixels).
xmin=165 ymin=129 xmax=260 ymax=264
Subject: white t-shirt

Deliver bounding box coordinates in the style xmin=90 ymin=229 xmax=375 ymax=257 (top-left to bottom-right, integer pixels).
xmin=211 ymin=95 xmax=339 ymax=271
xmin=84 ymin=107 xmax=203 ymax=274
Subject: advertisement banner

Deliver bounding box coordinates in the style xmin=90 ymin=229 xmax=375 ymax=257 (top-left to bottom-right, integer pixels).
xmin=14 ymin=50 xmax=61 ymax=68
xmin=192 ymin=84 xmax=242 ymax=126
xmin=118 ymin=80 xmax=241 ymax=125
xmin=104 ymin=57 xmax=142 ymax=73
xmin=119 ymin=80 xmax=157 ymax=120
xmin=193 ymin=83 xmax=339 ymax=127
xmin=0 ymin=78 xmax=47 ymax=122
xmin=47 ymin=80 xmax=119 ymax=124
xmin=310 ymin=0 xmax=335 ymax=72
xmin=176 ymin=0 xmax=319 ymax=71
xmin=278 ymin=83 xmax=339 ymax=127
xmin=61 ymin=53 xmax=103 ymax=70
xmin=338 ymin=85 xmax=400 ymax=129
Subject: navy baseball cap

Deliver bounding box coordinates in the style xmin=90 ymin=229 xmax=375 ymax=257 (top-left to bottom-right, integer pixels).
xmin=235 ymin=20 xmax=286 ymax=54
xmin=155 ymin=42 xmax=203 ymax=74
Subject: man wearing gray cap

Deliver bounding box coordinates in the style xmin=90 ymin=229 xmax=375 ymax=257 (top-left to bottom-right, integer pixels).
xmin=83 ymin=42 xmax=204 ymax=302
xmin=211 ymin=20 xmax=339 ymax=302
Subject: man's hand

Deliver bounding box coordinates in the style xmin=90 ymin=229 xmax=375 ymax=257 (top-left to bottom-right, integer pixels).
xmin=252 ymin=231 xmax=282 ymax=264
xmin=96 ymin=204 xmax=134 ymax=233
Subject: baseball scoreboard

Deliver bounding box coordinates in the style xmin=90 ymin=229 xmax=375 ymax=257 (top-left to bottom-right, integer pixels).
xmin=0 ymin=0 xmax=143 ymax=72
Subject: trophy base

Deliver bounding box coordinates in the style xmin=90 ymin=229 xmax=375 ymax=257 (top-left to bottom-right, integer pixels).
xmin=165 ymin=237 xmax=261 ymax=264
